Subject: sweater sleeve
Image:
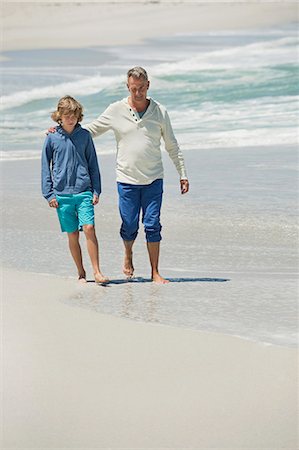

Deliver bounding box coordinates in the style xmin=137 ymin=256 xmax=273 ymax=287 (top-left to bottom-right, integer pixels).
xmin=86 ymin=134 xmax=101 ymax=196
xmin=83 ymin=105 xmax=113 ymax=138
xmin=41 ymin=135 xmax=55 ymax=201
xmin=161 ymin=109 xmax=188 ymax=180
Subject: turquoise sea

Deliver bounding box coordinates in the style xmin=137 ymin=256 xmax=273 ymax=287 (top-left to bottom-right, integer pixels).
xmin=1 ymin=23 xmax=298 ymax=159
xmin=1 ymin=23 xmax=298 ymax=347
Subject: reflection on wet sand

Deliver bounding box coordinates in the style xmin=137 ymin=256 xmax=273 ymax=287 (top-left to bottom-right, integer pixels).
xmin=62 ymin=276 xmax=229 ymax=331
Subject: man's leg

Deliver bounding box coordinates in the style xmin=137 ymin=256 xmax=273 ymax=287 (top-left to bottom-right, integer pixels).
xmin=83 ymin=224 xmax=109 ymax=283
xmin=67 ymin=231 xmax=86 ymax=282
xmin=123 ymin=239 xmax=135 ymax=278
xmin=146 ymin=241 xmax=169 ymax=284
xmin=141 ymin=179 xmax=169 ymax=284
xmin=117 ymin=183 xmax=141 ymax=278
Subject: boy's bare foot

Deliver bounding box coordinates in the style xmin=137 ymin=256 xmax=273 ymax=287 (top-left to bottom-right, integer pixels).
xmin=152 ymin=273 xmax=170 ymax=284
xmin=78 ymin=272 xmax=87 ymax=283
xmin=123 ymin=254 xmax=134 ymax=279
xmin=94 ymin=272 xmax=109 ymax=284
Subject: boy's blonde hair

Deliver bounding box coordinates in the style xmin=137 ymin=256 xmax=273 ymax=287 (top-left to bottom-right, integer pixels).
xmin=51 ymin=95 xmax=84 ymax=124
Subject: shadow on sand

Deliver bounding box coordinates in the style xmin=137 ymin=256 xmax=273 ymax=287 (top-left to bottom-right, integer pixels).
xmin=86 ymin=277 xmax=230 ymax=285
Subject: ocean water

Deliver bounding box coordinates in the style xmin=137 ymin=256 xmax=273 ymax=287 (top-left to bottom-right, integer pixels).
xmin=1 ymin=24 xmax=298 ymax=347
xmin=1 ymin=23 xmax=298 ymax=159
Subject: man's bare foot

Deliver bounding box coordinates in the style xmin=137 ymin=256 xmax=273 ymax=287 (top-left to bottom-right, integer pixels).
xmin=123 ymin=254 xmax=134 ymax=279
xmin=152 ymin=273 xmax=170 ymax=284
xmin=94 ymin=272 xmax=109 ymax=284
xmin=123 ymin=266 xmax=134 ymax=279
xmin=78 ymin=272 xmax=87 ymax=283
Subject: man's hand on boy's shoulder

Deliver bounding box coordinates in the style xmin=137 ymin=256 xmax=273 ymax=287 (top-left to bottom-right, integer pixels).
xmin=46 ymin=127 xmax=56 ymax=134
xmin=93 ymin=195 xmax=99 ymax=205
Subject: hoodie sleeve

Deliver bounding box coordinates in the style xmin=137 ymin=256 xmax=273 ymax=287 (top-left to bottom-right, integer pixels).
xmin=41 ymin=135 xmax=55 ymax=201
xmin=161 ymin=109 xmax=188 ymax=180
xmin=83 ymin=104 xmax=113 ymax=138
xmin=86 ymin=134 xmax=101 ymax=197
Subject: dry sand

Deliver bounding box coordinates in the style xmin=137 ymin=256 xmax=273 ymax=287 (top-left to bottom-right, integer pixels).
xmin=1 ymin=1 xmax=298 ymax=52
xmin=2 ymin=268 xmax=297 ymax=448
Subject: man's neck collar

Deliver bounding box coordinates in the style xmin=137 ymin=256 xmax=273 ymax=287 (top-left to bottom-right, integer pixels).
xmin=128 ymin=97 xmax=150 ymax=112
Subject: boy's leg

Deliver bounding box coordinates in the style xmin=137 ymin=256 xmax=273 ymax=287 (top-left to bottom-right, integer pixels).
xmin=76 ymin=192 xmax=108 ymax=283
xmin=117 ymin=183 xmax=141 ymax=278
xmin=56 ymin=194 xmax=86 ymax=281
xmin=141 ymin=179 xmax=169 ymax=284
xmin=82 ymin=224 xmax=109 ymax=283
xmin=67 ymin=231 xmax=86 ymax=281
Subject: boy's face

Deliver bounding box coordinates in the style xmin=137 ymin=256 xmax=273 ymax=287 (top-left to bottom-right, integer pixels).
xmin=60 ymin=113 xmax=78 ymax=132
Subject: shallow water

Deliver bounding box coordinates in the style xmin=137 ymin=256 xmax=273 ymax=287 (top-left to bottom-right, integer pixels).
xmin=1 ymin=146 xmax=297 ymax=347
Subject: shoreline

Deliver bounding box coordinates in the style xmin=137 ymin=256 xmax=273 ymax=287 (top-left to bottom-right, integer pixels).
xmin=1 ymin=151 xmax=297 ymax=349
xmin=2 ymin=267 xmax=297 ymax=447
xmin=2 ymin=265 xmax=298 ymax=350
xmin=2 ymin=2 xmax=298 ymax=53
xmin=1 ymin=142 xmax=299 ymax=162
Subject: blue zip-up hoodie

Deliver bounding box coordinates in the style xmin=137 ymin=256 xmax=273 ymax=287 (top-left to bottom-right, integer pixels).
xmin=41 ymin=124 xmax=101 ymax=201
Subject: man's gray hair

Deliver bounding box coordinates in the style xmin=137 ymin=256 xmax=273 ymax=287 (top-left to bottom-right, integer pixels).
xmin=127 ymin=66 xmax=148 ymax=81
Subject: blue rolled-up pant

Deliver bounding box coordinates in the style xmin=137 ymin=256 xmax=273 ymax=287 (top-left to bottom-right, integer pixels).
xmin=117 ymin=178 xmax=163 ymax=242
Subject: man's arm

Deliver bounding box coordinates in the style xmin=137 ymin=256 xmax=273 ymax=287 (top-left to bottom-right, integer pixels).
xmin=83 ymin=105 xmax=113 ymax=138
xmin=161 ymin=109 xmax=189 ymax=193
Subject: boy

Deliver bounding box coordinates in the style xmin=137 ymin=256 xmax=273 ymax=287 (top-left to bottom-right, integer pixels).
xmin=41 ymin=95 xmax=108 ymax=284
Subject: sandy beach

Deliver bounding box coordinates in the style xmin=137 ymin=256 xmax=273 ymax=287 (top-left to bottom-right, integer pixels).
xmin=2 ymin=268 xmax=297 ymax=448
xmin=1 ymin=1 xmax=298 ymax=448
xmin=1 ymin=2 xmax=298 ymax=52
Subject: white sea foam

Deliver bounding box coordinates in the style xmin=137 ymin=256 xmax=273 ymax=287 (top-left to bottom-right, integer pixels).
xmin=0 ymin=73 xmax=123 ymax=111
xmin=167 ymin=95 xmax=299 ymax=149
xmin=2 ymin=36 xmax=297 ymax=112
xmin=0 ymin=146 xmax=116 ymax=162
xmin=152 ymin=36 xmax=298 ymax=74
xmin=1 ymin=26 xmax=298 ymax=159
xmin=176 ymin=27 xmax=298 ymax=38
xmin=177 ymin=129 xmax=296 ymax=151
xmin=0 ymin=150 xmax=42 ymax=161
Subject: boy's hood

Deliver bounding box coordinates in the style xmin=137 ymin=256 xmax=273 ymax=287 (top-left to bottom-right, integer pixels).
xmin=56 ymin=123 xmax=81 ymax=136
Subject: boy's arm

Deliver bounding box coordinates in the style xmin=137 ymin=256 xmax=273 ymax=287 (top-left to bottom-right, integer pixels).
xmin=83 ymin=105 xmax=113 ymax=138
xmin=41 ymin=136 xmax=55 ymax=202
xmin=86 ymin=134 xmax=101 ymax=198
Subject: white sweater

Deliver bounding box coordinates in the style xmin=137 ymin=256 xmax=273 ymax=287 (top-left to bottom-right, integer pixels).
xmin=84 ymin=97 xmax=187 ymax=185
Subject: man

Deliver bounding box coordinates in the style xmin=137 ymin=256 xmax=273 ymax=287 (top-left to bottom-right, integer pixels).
xmin=85 ymin=67 xmax=189 ymax=283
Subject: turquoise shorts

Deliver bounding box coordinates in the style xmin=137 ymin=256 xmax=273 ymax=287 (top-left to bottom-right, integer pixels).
xmin=56 ymin=191 xmax=94 ymax=233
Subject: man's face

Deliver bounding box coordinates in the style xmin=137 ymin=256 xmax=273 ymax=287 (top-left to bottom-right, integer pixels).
xmin=127 ymin=76 xmax=149 ymax=103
